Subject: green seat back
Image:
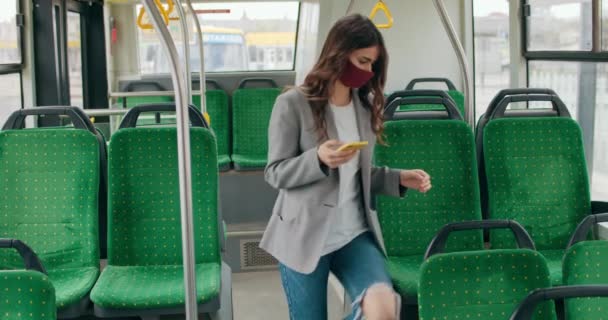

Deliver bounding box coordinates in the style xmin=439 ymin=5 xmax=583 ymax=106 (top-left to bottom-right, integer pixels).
xmin=374 ymin=120 xmax=483 ymax=257
xmin=0 ymin=130 xmax=100 ymax=271
xmin=563 ymin=241 xmax=608 ymax=319
xmin=231 ymin=88 xmax=280 ymax=167
xmin=116 ymin=96 xmax=175 ymax=126
xmin=484 ymin=118 xmax=590 ymax=250
xmin=117 ymin=96 xmax=173 ymax=109
xmin=107 ymin=128 xmax=219 ymax=266
xmin=397 ymin=91 xmax=465 ymax=117
xmin=0 ymin=270 xmax=56 ymax=319
xmin=447 ymin=90 xmax=465 ymax=115
xmin=419 ymin=249 xmax=555 ymax=319
xmin=193 ymin=90 xmax=230 ymax=157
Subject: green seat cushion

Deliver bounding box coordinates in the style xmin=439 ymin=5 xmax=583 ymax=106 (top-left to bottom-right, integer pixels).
xmin=386 ymin=255 xmax=423 ymax=300
xmin=231 ymin=154 xmax=267 ymax=169
xmin=218 ymin=154 xmax=231 ymax=170
xmin=563 ymin=241 xmax=608 ymax=319
xmin=232 ymin=88 xmax=280 ymax=169
xmin=91 ymin=263 xmax=220 ymax=309
xmin=106 ymin=128 xmax=220 ymax=267
xmin=0 ymin=270 xmax=56 ymax=319
xmin=484 ymin=118 xmax=590 ymax=253
xmin=374 ymin=120 xmax=483 ymax=258
xmin=48 ymin=267 xmax=99 ymax=309
xmin=419 ymin=249 xmax=555 ymax=320
xmin=540 ymin=249 xmax=565 ymax=286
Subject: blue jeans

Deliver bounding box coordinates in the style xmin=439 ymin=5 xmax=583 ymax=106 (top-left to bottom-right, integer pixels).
xmin=279 ymin=232 xmax=395 ymax=320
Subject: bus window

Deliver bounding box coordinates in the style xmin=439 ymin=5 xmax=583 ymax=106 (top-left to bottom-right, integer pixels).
xmin=0 ymin=0 xmax=20 ymax=65
xmin=136 ymin=2 xmax=299 ymax=74
xmin=0 ymin=1 xmax=22 ymax=126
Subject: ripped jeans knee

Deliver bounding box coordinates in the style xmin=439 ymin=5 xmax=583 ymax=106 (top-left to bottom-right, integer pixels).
xmin=350 ymin=283 xmax=401 ymax=320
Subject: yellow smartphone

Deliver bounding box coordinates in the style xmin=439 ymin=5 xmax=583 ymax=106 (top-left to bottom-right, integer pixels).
xmin=337 ymin=141 xmax=368 ymax=152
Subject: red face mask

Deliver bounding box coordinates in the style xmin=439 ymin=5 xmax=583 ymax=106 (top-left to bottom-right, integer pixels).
xmin=339 ymin=60 xmax=374 ymax=88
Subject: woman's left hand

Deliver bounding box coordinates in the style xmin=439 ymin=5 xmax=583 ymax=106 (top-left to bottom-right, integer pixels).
xmin=400 ymin=169 xmax=432 ymax=193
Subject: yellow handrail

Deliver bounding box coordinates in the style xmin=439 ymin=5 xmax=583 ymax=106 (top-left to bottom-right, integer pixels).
xmin=369 ymin=0 xmax=393 ymax=29
xmin=137 ymin=0 xmax=173 ymax=30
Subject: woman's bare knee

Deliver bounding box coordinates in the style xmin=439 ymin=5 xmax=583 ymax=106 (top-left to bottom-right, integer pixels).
xmin=361 ymin=283 xmax=400 ymax=320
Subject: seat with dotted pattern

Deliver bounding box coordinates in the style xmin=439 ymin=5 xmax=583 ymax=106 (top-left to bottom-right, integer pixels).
xmin=418 ymin=221 xmax=556 ymax=320
xmin=193 ymin=89 xmax=231 ymax=171
xmin=1 ymin=270 xmax=57 ymax=320
xmin=374 ymin=95 xmax=483 ymax=303
xmin=117 ymin=81 xmax=173 ymax=110
xmin=391 ymin=91 xmax=464 ymax=116
xmin=231 ymin=79 xmax=280 ymax=170
xmin=484 ymin=117 xmax=590 ymax=285
xmin=90 ymin=127 xmax=222 ymax=315
xmin=117 ymin=96 xmax=173 ymax=109
xmin=400 ymin=78 xmax=465 ymax=116
xmin=0 ymin=129 xmax=100 ymax=316
xmin=562 ymin=213 xmax=608 ymax=319
xmin=0 ymin=239 xmax=57 ymax=320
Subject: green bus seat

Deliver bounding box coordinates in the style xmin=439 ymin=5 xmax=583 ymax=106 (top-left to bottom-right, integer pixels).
xmin=2 ymin=107 xmax=109 ymax=260
xmin=193 ymin=82 xmax=231 ymax=171
xmin=510 ymin=286 xmax=608 ymax=320
xmin=117 ymin=95 xmax=173 ymax=109
xmin=0 ymin=239 xmax=57 ymax=320
xmin=482 ymin=94 xmax=589 ymax=285
xmin=419 ymin=221 xmax=555 ymax=320
xmin=0 ymin=129 xmax=100 ymax=317
xmin=403 ymin=78 xmax=465 ymax=116
xmin=90 ymin=121 xmax=229 ymax=318
xmin=375 ymin=93 xmax=482 ymax=304
xmin=475 ymin=88 xmax=559 ymax=220
xmin=231 ymin=78 xmax=280 ymax=170
xmin=562 ymin=213 xmax=608 ymax=319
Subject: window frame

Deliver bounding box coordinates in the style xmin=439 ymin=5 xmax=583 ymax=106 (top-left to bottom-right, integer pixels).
xmin=66 ymin=0 xmax=88 ymax=108
xmin=0 ymin=0 xmax=24 ymax=110
xmin=521 ymin=0 xmax=607 ymax=61
xmin=0 ymin=0 xmax=24 ymax=74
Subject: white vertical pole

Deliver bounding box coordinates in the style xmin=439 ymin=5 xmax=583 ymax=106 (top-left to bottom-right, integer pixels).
xmin=432 ymin=0 xmax=475 ymax=127
xmin=141 ymin=1 xmax=198 ymax=318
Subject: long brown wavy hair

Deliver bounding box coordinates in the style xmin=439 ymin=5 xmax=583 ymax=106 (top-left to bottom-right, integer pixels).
xmin=300 ymin=14 xmax=388 ymax=143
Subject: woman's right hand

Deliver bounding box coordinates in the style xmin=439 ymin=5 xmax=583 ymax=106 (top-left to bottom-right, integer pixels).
xmin=317 ymin=140 xmax=358 ymax=169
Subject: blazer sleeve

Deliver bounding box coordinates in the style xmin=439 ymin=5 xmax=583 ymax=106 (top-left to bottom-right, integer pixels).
xmin=370 ymin=166 xmax=407 ymax=197
xmin=264 ymin=94 xmax=329 ymax=190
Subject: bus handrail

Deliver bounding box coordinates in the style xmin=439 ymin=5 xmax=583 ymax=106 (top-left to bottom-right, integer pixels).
xmin=185 ymin=0 xmax=207 ymax=115
xmin=142 ymin=0 xmax=198 ymax=318
xmin=432 ymin=0 xmax=474 ymax=127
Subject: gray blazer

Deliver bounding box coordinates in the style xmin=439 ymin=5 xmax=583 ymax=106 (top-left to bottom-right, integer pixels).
xmin=260 ymin=88 xmax=404 ymax=274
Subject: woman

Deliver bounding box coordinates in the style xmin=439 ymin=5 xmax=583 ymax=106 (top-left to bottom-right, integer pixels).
xmin=260 ymin=14 xmax=432 ymax=320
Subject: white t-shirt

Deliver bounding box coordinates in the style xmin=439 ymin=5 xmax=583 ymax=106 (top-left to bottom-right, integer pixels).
xmin=322 ymin=100 xmax=368 ymax=255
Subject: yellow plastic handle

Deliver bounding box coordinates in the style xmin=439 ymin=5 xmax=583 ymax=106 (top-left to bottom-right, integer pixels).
xmin=137 ymin=0 xmax=170 ymax=30
xmin=203 ymin=112 xmax=211 ymax=125
xmin=369 ymin=1 xmax=393 ymax=29
xmin=163 ymin=0 xmax=181 ymax=21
